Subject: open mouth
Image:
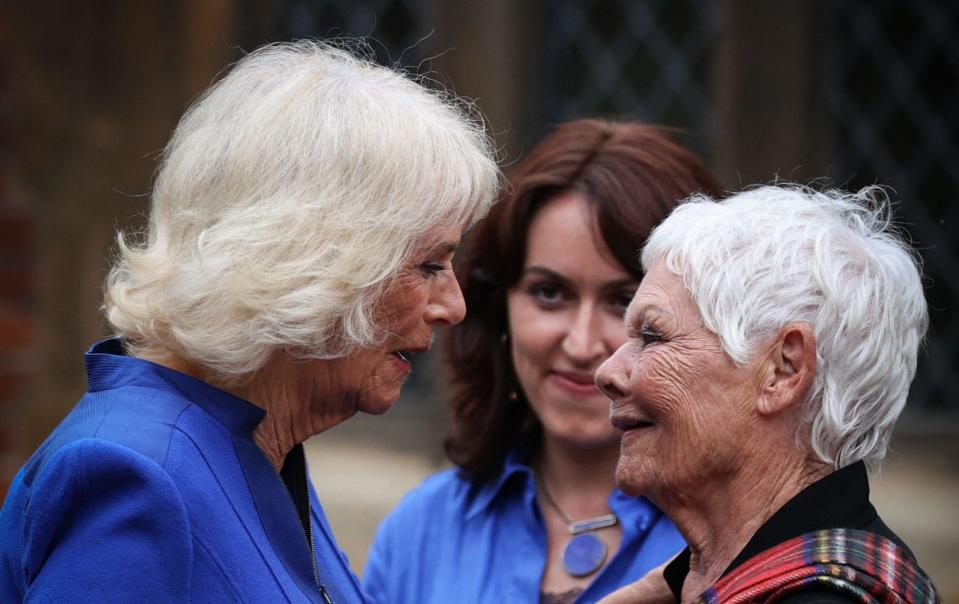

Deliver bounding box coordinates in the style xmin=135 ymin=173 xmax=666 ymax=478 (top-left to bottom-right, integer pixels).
xmin=392 ymin=347 xmax=427 ymax=364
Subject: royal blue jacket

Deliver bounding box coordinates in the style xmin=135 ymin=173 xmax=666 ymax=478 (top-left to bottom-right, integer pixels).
xmin=0 ymin=339 xmax=367 ymax=603
xmin=364 ymin=445 xmax=684 ymax=604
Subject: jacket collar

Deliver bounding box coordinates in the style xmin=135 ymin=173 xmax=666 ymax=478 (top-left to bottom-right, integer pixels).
xmin=85 ymin=338 xmax=265 ymax=434
xmin=663 ymin=461 xmax=877 ymax=599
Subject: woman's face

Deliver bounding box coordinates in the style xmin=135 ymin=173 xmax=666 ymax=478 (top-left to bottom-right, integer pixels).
xmin=507 ymin=191 xmax=639 ymax=451
xmin=596 ymin=261 xmax=764 ymax=499
xmin=315 ymin=223 xmax=467 ymax=417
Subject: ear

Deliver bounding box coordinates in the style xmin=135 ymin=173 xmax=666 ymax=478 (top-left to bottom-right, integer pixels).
xmin=756 ymin=323 xmax=816 ymax=417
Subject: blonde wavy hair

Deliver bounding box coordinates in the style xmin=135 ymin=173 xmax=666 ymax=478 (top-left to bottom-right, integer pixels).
xmin=104 ymin=40 xmax=499 ymax=385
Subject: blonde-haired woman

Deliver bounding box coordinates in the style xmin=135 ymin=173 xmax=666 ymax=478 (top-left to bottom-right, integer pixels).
xmin=0 ymin=41 xmax=498 ymax=603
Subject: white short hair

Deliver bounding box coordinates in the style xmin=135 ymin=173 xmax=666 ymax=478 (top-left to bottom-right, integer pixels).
xmin=642 ymin=185 xmax=928 ymax=468
xmin=105 ymin=40 xmax=499 ymax=383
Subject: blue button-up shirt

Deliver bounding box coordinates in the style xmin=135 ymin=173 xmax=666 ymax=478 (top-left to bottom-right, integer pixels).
xmin=364 ymin=446 xmax=684 ymax=603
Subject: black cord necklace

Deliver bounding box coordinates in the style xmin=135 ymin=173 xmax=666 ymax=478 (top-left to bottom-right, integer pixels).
xmin=538 ymin=476 xmax=618 ymax=578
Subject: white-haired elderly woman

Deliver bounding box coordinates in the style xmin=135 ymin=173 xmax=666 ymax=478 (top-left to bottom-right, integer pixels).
xmin=0 ymin=41 xmax=497 ymax=603
xmin=595 ymin=186 xmax=940 ymax=603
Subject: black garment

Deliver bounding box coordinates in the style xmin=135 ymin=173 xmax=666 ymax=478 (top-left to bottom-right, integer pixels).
xmin=280 ymin=443 xmax=313 ymax=555
xmin=663 ymin=462 xmax=909 ymax=602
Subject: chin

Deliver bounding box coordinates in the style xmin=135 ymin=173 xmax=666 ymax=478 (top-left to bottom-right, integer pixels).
xmin=358 ymin=401 xmax=394 ymax=416
xmin=358 ymin=392 xmax=401 ymax=416
xmin=360 ymin=404 xmax=393 ymax=415
xmin=615 ymin=461 xmax=652 ymax=498
xmin=551 ymin=426 xmax=621 ymax=451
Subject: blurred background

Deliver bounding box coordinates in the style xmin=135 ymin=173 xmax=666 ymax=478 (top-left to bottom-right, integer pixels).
xmin=2 ymin=0 xmax=957 ymax=598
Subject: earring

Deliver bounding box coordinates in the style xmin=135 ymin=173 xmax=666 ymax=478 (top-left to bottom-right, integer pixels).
xmin=508 ymin=390 xmax=518 ymax=401
xmin=499 ymin=333 xmax=508 ymax=344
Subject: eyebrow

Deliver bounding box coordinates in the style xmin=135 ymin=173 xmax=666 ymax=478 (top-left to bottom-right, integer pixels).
xmin=625 ymin=302 xmax=665 ymax=329
xmin=521 ymin=266 xmax=638 ymax=290
xmin=423 ymin=241 xmax=459 ymax=256
xmin=521 ymin=266 xmax=569 ymax=285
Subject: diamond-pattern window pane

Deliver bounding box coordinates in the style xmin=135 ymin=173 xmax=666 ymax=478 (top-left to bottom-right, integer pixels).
xmin=277 ymin=0 xmax=432 ymax=69
xmin=538 ymin=0 xmax=716 ymax=156
xmin=825 ymin=1 xmax=959 ymax=416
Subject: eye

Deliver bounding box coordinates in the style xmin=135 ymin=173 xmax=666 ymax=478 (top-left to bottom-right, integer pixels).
xmin=639 ymin=325 xmax=663 ymax=346
xmin=527 ymin=281 xmax=567 ymax=307
xmin=418 ymin=261 xmax=450 ymax=277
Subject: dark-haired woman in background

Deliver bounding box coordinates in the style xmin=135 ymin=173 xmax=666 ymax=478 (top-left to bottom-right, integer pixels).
xmin=364 ymin=119 xmax=723 ymax=604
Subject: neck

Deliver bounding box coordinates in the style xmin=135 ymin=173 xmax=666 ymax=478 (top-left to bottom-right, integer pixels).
xmin=536 ymin=433 xmax=620 ymax=519
xmin=246 ymin=377 xmax=317 ymax=473
xmin=133 ymin=345 xmax=348 ymax=471
xmin=134 ymin=344 xmax=207 ymax=381
xmin=662 ymin=450 xmax=831 ymax=599
xmin=240 ymin=355 xmax=358 ymax=471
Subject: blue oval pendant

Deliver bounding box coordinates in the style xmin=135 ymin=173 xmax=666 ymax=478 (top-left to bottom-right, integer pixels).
xmin=562 ymin=532 xmax=607 ymax=577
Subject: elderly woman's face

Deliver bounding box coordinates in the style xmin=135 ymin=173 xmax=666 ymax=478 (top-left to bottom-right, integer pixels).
xmin=596 ymin=262 xmax=765 ymax=498
xmin=507 ymin=192 xmax=638 ymax=451
xmin=312 ymin=224 xmax=467 ymax=416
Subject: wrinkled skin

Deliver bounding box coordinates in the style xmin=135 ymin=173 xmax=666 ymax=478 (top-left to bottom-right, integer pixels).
xmin=596 ymin=559 xmax=674 ymax=604
xmin=597 ymin=261 xmax=824 ymax=601
xmin=597 ymin=261 xmax=766 ymax=505
xmin=247 ymin=222 xmax=468 ymax=468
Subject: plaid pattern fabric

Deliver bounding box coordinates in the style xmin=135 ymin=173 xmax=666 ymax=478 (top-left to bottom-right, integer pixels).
xmin=692 ymin=528 xmax=940 ymax=603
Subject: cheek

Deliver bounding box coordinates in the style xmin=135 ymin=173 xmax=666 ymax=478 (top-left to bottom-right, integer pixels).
xmin=632 ymin=349 xmax=702 ymax=420
xmin=602 ymin=314 xmax=628 ymax=354
xmin=396 ymin=293 xmax=425 ymax=323
xmin=378 ymin=276 xmax=428 ymax=333
xmin=350 ymin=353 xmax=385 ymax=387
xmin=634 ymin=352 xmax=753 ymax=476
xmin=506 ymin=296 xmax=564 ymax=366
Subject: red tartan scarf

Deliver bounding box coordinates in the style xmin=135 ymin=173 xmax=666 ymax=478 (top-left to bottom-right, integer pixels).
xmin=692 ymin=528 xmax=940 ymax=603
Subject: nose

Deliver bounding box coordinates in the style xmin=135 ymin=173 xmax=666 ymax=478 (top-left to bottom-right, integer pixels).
xmin=561 ymin=303 xmax=605 ymax=366
xmin=595 ymin=344 xmax=629 ymax=401
xmin=425 ymin=275 xmax=467 ymax=326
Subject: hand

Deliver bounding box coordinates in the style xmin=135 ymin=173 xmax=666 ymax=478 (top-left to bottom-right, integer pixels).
xmin=598 ymin=562 xmax=674 ymax=604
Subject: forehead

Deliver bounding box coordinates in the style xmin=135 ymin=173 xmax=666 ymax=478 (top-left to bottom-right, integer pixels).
xmin=523 ymin=191 xmax=632 ymax=280
xmin=625 ymin=262 xmax=696 ymax=325
xmin=526 ymin=192 xmax=594 ymax=246
xmin=414 ymin=221 xmax=463 ymax=253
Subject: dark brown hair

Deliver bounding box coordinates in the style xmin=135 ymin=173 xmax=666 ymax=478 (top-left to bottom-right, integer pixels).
xmin=444 ymin=119 xmax=723 ymax=481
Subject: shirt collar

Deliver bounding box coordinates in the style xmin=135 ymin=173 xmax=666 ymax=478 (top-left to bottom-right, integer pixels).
xmin=464 ymin=441 xmax=663 ymax=536
xmin=85 ymin=337 xmax=265 ymax=434
xmin=464 ymin=442 xmax=535 ymax=520
xmin=663 ymin=461 xmax=876 ymax=599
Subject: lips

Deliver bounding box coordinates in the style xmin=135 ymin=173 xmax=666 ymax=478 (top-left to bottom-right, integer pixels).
xmin=554 ymin=370 xmax=594 ymax=384
xmin=390 ymin=345 xmax=429 ymax=365
xmin=611 ymin=418 xmax=654 ymax=431
xmin=610 ymin=408 xmax=654 ymax=431
xmin=550 ymin=370 xmax=601 ymax=396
